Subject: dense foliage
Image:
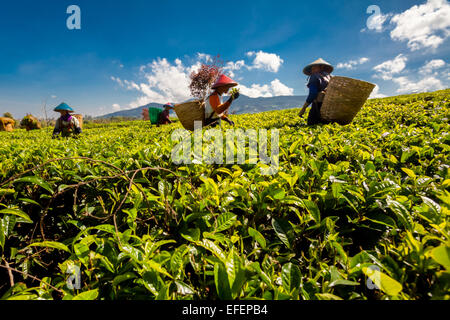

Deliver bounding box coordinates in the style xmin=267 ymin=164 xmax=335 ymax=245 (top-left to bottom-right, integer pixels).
xmin=189 ymin=55 xmax=223 ymax=100
xmin=0 ymin=89 xmax=449 ymax=300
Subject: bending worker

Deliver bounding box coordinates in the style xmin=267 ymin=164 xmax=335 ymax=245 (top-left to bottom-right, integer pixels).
xmin=52 ymin=102 xmax=82 ymax=138
xmin=157 ymin=103 xmax=174 ymax=126
xmin=298 ymin=58 xmax=333 ymax=125
xmin=204 ymin=74 xmax=239 ymax=127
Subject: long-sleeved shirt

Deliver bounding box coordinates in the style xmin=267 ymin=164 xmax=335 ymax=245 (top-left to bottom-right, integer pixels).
xmin=306 ymin=71 xmax=332 ymax=104
xmin=53 ymin=116 xmax=82 ymax=137
xmin=205 ymin=92 xmax=232 ymax=121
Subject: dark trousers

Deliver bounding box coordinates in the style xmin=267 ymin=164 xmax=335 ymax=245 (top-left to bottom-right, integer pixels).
xmin=307 ymin=101 xmax=323 ymax=126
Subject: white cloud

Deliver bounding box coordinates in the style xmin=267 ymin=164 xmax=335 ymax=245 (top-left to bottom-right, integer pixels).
xmin=393 ymin=75 xmax=445 ymax=93
xmin=369 ymin=84 xmax=387 ymax=98
xmin=113 ymin=58 xmax=192 ymax=108
xmin=197 ymin=53 xmax=212 ymax=62
xmin=112 ymin=104 xmax=121 ymax=111
xmin=224 ymin=60 xmax=246 ymax=78
xmin=112 ymin=53 xmax=292 ymax=108
xmin=337 ymin=57 xmax=370 ymax=70
xmin=270 ymin=79 xmax=294 ymax=96
xmin=373 ymin=54 xmax=408 ymax=80
xmin=240 ymin=79 xmax=294 ymax=98
xmin=366 ymin=12 xmax=390 ymax=32
xmin=419 ymin=59 xmax=446 ymax=74
xmin=390 ymin=0 xmax=450 ymax=51
xmin=246 ymin=51 xmax=284 ymax=72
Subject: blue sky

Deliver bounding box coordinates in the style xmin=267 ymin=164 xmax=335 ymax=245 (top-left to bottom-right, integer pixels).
xmin=0 ymin=0 xmax=449 ymax=118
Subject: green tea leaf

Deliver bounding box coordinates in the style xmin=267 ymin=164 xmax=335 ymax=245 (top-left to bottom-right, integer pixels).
xmin=73 ymin=289 xmax=99 ymax=300
xmin=315 ymin=293 xmax=343 ymax=300
xmin=362 ymin=267 xmax=403 ymax=296
xmin=281 ymin=262 xmax=301 ymax=293
xmin=15 ymin=176 xmax=54 ymax=194
xmin=248 ymin=227 xmax=266 ymax=249
xmin=215 ymin=213 xmax=237 ymax=233
xmin=430 ymin=244 xmax=450 ymax=270
xmin=302 ymin=199 xmax=321 ymax=223
xmin=28 ymin=241 xmax=70 ymax=253
xmin=272 ymin=218 xmax=294 ymax=249
xmin=214 ymin=262 xmax=232 ymax=300
xmin=0 ymin=208 xmax=32 ymax=223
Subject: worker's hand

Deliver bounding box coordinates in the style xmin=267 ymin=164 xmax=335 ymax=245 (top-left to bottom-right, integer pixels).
xmin=298 ymin=108 xmax=306 ymax=117
xmin=232 ymin=92 xmax=240 ymax=100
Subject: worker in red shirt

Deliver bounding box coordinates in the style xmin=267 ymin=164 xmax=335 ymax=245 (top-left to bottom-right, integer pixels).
xmin=204 ymin=74 xmax=239 ymax=127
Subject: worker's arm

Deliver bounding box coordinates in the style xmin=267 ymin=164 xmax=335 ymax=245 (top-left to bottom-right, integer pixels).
xmin=299 ymin=77 xmax=320 ymax=117
xmin=52 ymin=119 xmax=61 ymax=137
xmin=221 ymin=114 xmax=235 ymax=126
xmin=209 ymin=94 xmax=233 ymax=115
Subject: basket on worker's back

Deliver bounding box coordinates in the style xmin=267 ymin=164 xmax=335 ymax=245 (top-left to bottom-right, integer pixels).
xmin=73 ymin=114 xmax=83 ymax=129
xmin=320 ymin=76 xmax=375 ymax=125
xmin=174 ymin=100 xmax=205 ymax=131
xmin=148 ymin=108 xmax=163 ymax=125
xmin=0 ymin=117 xmax=15 ymax=132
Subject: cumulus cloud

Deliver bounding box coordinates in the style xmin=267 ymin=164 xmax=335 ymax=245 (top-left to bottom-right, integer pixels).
xmin=240 ymin=79 xmax=294 ymax=98
xmin=246 ymin=51 xmax=284 ymax=72
xmin=113 ymin=58 xmax=192 ymax=108
xmin=390 ymin=0 xmax=450 ymax=51
xmin=112 ymin=103 xmax=121 ymax=111
xmin=373 ymin=54 xmax=408 ymax=80
xmin=197 ymin=53 xmax=212 ymax=62
xmin=337 ymin=57 xmax=370 ymax=70
xmin=112 ymin=52 xmax=292 ymax=107
xmin=393 ymin=75 xmax=445 ymax=93
xmin=270 ymin=79 xmax=294 ymax=96
xmin=419 ymin=59 xmax=446 ymax=74
xmin=366 ymin=12 xmax=390 ymax=32
xmin=224 ymin=60 xmax=246 ymax=78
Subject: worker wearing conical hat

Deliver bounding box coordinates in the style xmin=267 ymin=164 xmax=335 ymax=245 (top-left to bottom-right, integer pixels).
xmin=204 ymin=74 xmax=240 ymax=127
xmin=52 ymin=102 xmax=82 ymax=138
xmin=298 ymin=58 xmax=333 ymax=125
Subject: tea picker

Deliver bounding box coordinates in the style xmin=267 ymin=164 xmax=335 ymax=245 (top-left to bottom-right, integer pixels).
xmin=158 ymin=103 xmax=174 ymax=126
xmin=52 ymin=102 xmax=82 ymax=138
xmin=173 ymin=74 xmax=240 ymax=131
xmin=204 ymin=74 xmax=240 ymax=127
xmin=298 ymin=58 xmax=333 ymax=125
xmin=298 ymin=58 xmax=376 ymax=126
xmin=142 ymin=103 xmax=174 ymax=126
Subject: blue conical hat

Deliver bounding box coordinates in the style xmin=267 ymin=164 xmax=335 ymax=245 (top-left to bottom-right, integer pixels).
xmin=54 ymin=102 xmax=74 ymax=113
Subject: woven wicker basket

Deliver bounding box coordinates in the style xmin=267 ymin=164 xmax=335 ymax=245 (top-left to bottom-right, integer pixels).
xmin=0 ymin=117 xmax=15 ymax=132
xmin=174 ymin=100 xmax=205 ymax=131
xmin=320 ymin=76 xmax=375 ymax=125
xmin=73 ymin=114 xmax=83 ymax=129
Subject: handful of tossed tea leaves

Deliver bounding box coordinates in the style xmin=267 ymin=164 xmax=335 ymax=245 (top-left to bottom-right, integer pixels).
xmin=230 ymin=87 xmax=240 ymax=99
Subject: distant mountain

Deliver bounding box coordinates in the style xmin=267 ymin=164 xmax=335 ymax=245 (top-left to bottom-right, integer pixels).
xmin=97 ymin=95 xmax=307 ymax=119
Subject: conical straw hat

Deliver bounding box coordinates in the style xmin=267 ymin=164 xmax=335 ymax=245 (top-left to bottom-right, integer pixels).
xmin=54 ymin=102 xmax=75 ymax=113
xmin=303 ymin=58 xmax=334 ymax=76
xmin=212 ymin=74 xmax=238 ymax=89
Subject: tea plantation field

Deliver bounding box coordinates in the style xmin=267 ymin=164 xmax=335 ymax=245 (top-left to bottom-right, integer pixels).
xmin=0 ymin=89 xmax=449 ymax=300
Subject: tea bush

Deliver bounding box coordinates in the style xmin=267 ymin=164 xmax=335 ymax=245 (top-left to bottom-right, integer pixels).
xmin=0 ymin=89 xmax=448 ymax=300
